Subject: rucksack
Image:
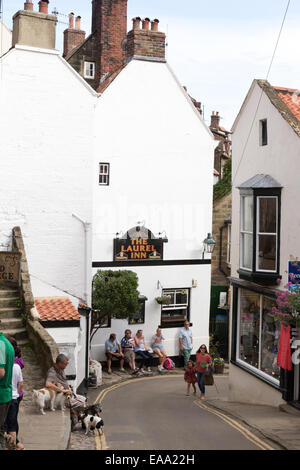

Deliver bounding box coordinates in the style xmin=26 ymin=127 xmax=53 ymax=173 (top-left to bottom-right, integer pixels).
xmin=164 ymin=357 xmax=175 ymax=370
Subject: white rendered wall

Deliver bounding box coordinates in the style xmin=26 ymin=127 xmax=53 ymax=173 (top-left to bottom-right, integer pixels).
xmin=0 ymin=46 xmax=95 ymax=305
xmin=92 ymin=59 xmax=216 ymax=360
xmin=230 ymin=81 xmax=300 ymax=405
xmin=0 ymin=22 xmax=12 ymax=57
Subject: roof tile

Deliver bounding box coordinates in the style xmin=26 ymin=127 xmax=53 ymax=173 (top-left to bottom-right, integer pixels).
xmin=34 ymin=297 xmax=80 ymax=322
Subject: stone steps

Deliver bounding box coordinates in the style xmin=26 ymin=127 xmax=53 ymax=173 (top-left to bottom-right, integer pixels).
xmin=0 ymin=307 xmax=23 ymax=318
xmin=0 ymin=285 xmax=29 ymax=344
xmin=3 ymin=327 xmax=28 ymax=342
xmin=0 ymin=297 xmax=21 ymax=308
xmin=0 ymin=289 xmax=20 ymax=298
xmin=0 ymin=317 xmax=24 ymax=330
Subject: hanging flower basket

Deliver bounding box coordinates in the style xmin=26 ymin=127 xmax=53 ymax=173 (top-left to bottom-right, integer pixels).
xmin=155 ymin=295 xmax=172 ymax=305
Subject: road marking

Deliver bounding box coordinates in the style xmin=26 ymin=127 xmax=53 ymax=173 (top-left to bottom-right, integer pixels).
xmin=94 ymin=374 xmax=181 ymax=450
xmin=194 ymin=401 xmax=275 ymax=451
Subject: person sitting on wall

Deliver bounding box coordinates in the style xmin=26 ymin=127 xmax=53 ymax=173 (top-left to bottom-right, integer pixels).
xmin=151 ymin=328 xmax=167 ymax=371
xmin=45 ymin=354 xmax=73 ymax=396
xmin=121 ymin=330 xmax=139 ymax=374
xmin=134 ymin=330 xmax=153 ymax=373
xmin=105 ymin=334 xmax=125 ymax=374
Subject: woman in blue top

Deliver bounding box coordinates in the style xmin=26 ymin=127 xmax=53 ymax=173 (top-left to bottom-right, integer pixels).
xmin=151 ymin=328 xmax=167 ymax=371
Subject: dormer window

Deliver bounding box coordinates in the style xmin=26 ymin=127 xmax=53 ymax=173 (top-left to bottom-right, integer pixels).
xmin=84 ymin=62 xmax=95 ymax=79
xmin=238 ymin=175 xmax=282 ymax=285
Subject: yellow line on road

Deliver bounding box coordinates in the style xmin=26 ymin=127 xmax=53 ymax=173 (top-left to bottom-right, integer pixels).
xmin=194 ymin=401 xmax=275 ymax=451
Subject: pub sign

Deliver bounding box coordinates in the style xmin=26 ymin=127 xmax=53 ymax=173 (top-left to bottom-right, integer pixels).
xmin=0 ymin=252 xmax=21 ymax=283
xmin=113 ymin=226 xmax=165 ymax=261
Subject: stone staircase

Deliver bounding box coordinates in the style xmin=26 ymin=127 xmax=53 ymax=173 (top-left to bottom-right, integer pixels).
xmin=0 ymin=285 xmax=28 ymax=346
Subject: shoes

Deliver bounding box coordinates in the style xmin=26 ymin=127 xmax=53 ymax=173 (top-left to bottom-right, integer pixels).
xmin=200 ymin=394 xmax=205 ymax=401
xmin=158 ymin=365 xmax=163 ymax=371
xmin=131 ymin=368 xmax=139 ymax=375
xmin=186 ymin=394 xmax=190 ymax=397
xmin=107 ymin=368 xmax=112 ymax=375
xmin=147 ymin=367 xmax=152 ymax=372
xmin=139 ymin=368 xmax=145 ymax=373
xmin=119 ymin=368 xmax=126 ymax=373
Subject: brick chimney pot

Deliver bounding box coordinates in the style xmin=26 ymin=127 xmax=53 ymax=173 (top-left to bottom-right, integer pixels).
xmin=24 ymin=1 xmax=34 ymax=11
xmin=38 ymin=0 xmax=49 ymax=14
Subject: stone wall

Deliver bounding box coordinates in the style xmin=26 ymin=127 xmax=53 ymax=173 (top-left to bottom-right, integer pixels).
xmin=12 ymin=226 xmax=34 ymax=316
xmin=211 ymin=192 xmax=232 ymax=286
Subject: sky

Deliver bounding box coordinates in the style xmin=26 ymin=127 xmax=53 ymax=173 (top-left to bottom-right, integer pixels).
xmin=2 ymin=0 xmax=300 ymax=129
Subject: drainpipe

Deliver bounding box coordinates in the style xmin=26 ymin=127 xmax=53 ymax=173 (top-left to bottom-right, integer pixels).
xmin=72 ymin=213 xmax=92 ymax=306
xmin=78 ymin=303 xmax=91 ymax=394
xmin=219 ymin=224 xmax=228 ymax=278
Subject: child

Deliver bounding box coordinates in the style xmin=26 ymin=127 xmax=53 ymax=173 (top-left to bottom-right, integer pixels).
xmin=184 ymin=360 xmax=197 ymax=396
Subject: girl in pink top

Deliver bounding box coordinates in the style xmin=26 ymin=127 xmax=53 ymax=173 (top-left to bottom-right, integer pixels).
xmin=195 ymin=344 xmax=212 ymax=400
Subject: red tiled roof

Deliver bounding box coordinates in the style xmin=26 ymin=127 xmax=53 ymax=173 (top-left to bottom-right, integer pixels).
xmin=35 ymin=297 xmax=80 ymax=322
xmin=274 ymin=86 xmax=300 ymax=121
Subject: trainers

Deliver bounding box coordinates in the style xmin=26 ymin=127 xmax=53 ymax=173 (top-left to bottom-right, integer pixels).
xmin=119 ymin=368 xmax=126 ymax=373
xmin=107 ymin=368 xmax=112 ymax=374
xmin=139 ymin=368 xmax=145 ymax=373
xmin=147 ymin=367 xmax=152 ymax=372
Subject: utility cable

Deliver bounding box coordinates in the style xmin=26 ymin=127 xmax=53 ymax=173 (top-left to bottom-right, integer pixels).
xmin=232 ymin=0 xmax=291 ymax=185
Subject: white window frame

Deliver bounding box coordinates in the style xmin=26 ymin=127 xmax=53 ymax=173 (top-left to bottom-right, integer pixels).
xmin=240 ymin=195 xmax=253 ymax=271
xmin=256 ymin=196 xmax=278 ymax=273
xmin=162 ymin=289 xmax=189 ymax=311
xmin=236 ymin=289 xmax=279 ymax=386
xmin=99 ymin=163 xmax=110 ymax=186
xmin=84 ymin=61 xmax=95 ymax=79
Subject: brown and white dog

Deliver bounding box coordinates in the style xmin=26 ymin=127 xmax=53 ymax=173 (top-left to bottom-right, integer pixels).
xmin=33 ymin=383 xmax=66 ymax=415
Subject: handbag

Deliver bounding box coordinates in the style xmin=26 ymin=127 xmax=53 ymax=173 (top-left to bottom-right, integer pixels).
xmin=203 ymin=368 xmax=214 ymax=386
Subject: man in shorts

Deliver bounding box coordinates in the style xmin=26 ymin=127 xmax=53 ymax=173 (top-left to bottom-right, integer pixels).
xmin=121 ymin=330 xmax=138 ymax=374
xmin=105 ymin=334 xmax=125 ymax=374
xmin=45 ymin=353 xmax=73 ymax=395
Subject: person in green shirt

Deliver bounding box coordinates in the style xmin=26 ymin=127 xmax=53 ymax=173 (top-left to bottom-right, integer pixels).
xmin=0 ymin=332 xmax=15 ymax=451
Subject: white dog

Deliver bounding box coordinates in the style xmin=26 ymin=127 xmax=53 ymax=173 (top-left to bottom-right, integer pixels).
xmin=83 ymin=415 xmax=104 ymax=435
xmin=33 ymin=383 xmax=66 ymax=415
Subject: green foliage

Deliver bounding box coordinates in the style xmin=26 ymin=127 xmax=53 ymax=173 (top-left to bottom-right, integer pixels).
xmin=213 ymin=158 xmax=232 ymax=202
xmin=91 ymin=270 xmax=140 ymax=338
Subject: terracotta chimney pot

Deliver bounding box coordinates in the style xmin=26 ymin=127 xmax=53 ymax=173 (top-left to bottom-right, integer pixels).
xmin=24 ymin=1 xmax=34 ymax=11
xmin=76 ymin=16 xmax=81 ymax=30
xmin=132 ymin=17 xmax=141 ymax=30
xmin=151 ymin=19 xmax=159 ymax=32
xmin=142 ymin=18 xmax=150 ymax=30
xmin=38 ymin=0 xmax=49 ymax=14
xmin=69 ymin=12 xmax=75 ymax=29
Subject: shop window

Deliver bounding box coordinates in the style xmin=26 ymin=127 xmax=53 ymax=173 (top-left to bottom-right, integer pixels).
xmin=239 ymin=184 xmax=281 ymax=285
xmin=99 ymin=163 xmax=110 ymax=186
xmin=129 ymin=300 xmax=145 ymax=325
xmin=237 ymin=288 xmax=280 ymax=382
xmin=160 ymin=288 xmax=190 ymax=328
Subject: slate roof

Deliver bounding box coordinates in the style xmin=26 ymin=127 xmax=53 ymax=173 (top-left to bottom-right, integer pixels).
xmin=35 ymin=297 xmax=80 ymax=321
xmin=237 ymin=174 xmax=282 ymax=189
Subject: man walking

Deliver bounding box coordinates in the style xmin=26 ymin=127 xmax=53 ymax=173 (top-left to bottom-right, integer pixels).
xmin=0 ymin=332 xmax=15 ymax=450
xmin=179 ymin=320 xmax=193 ymax=370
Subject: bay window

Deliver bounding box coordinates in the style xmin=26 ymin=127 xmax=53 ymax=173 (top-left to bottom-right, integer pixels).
xmin=238 ymin=176 xmax=282 ymax=285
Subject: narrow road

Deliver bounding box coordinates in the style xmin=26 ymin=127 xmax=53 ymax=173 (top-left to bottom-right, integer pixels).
xmin=93 ymin=375 xmax=274 ymax=451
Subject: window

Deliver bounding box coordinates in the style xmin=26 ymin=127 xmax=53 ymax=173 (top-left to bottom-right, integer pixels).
xmin=238 ymin=178 xmax=281 ymax=285
xmin=237 ymin=288 xmax=280 ymax=383
xmin=129 ymin=300 xmax=145 ymax=325
xmin=160 ymin=288 xmax=190 ymax=328
xmin=84 ymin=62 xmax=95 ymax=79
xmin=259 ymin=119 xmax=268 ymax=146
xmin=227 ymin=223 xmax=232 ymax=265
xmin=99 ymin=163 xmax=110 ymax=186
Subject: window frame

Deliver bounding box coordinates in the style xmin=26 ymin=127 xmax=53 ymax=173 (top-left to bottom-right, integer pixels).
xmin=239 ymin=188 xmax=281 ymax=285
xmin=160 ymin=288 xmax=190 ymax=328
xmin=259 ymin=119 xmax=268 ymax=146
xmin=99 ymin=163 xmax=110 ymax=186
xmin=235 ymin=287 xmax=280 ymax=386
xmin=256 ymin=196 xmax=278 ymax=273
xmin=84 ymin=61 xmax=95 ymax=80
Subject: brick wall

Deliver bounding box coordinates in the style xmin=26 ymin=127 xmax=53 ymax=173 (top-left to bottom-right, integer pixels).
xmin=126 ymin=19 xmax=166 ymax=59
xmin=63 ymin=27 xmax=86 ymax=58
xmin=211 ymin=192 xmax=232 ymax=286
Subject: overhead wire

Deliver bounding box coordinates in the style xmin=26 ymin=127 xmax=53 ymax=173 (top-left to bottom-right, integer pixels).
xmin=232 ymin=0 xmax=291 ymax=185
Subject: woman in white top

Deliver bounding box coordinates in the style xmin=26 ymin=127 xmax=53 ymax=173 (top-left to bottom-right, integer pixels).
xmin=151 ymin=328 xmax=167 ymax=371
xmin=134 ymin=330 xmax=153 ymax=373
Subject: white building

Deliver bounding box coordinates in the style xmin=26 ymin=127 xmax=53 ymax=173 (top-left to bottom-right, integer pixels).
xmin=0 ymin=20 xmax=12 ymax=56
xmin=90 ymin=20 xmax=216 ymax=362
xmin=0 ymin=3 xmax=96 ymax=391
xmin=230 ymin=79 xmax=300 ymax=408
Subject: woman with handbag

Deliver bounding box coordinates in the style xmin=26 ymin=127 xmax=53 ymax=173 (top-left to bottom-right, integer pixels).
xmin=196 ymin=344 xmax=212 ymax=400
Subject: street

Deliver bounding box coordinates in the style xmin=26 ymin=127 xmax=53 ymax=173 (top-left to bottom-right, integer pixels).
xmin=88 ymin=375 xmax=277 ymax=451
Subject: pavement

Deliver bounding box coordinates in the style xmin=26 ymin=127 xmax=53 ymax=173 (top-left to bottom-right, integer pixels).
xmin=14 ymin=362 xmax=300 ymax=450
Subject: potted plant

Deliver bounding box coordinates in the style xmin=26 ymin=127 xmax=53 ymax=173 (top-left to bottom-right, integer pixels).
xmin=155 ymin=295 xmax=172 ymax=305
xmin=213 ymin=357 xmax=225 ymax=374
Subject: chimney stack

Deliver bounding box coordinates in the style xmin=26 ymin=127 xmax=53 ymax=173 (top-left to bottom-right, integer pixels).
xmin=91 ymin=0 xmax=128 ymax=85
xmin=38 ymin=0 xmax=49 ymax=14
xmin=63 ymin=12 xmax=86 ymax=58
xmin=132 ymin=17 xmax=141 ymax=30
xmin=24 ymin=1 xmax=34 ymax=11
xmin=210 ymin=111 xmax=221 ymax=130
xmin=12 ymin=0 xmax=57 ymax=49
xmin=126 ymin=16 xmax=166 ymax=61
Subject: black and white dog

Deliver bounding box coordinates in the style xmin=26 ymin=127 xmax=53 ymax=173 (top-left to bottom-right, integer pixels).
xmin=83 ymin=415 xmax=104 ymax=435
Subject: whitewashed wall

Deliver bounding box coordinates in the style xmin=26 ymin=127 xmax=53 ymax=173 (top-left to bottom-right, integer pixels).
xmin=0 ymin=21 xmax=12 ymax=57
xmin=92 ymin=58 xmax=216 ymax=361
xmin=0 ymin=45 xmax=95 ymax=305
